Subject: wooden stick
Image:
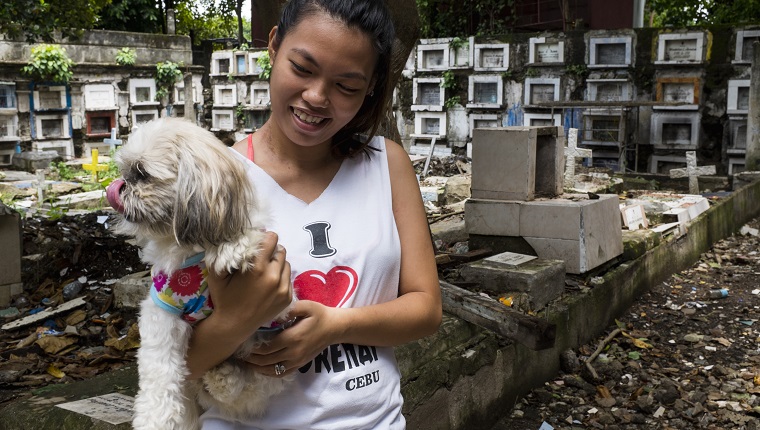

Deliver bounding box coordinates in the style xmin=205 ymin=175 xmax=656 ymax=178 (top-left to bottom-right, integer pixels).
xmin=585 ymin=328 xmax=622 ymax=380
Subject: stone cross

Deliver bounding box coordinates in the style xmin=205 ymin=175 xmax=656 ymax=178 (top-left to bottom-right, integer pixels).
xmin=103 ymin=128 xmax=122 ymax=151
xmin=564 ymin=128 xmax=592 ymax=189
xmin=82 ymin=149 xmax=109 ymax=183
xmin=669 ymin=151 xmax=716 ymax=194
xmin=36 ymin=169 xmax=47 ymax=206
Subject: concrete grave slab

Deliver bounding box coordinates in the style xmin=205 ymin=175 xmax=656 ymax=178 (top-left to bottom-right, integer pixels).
xmin=465 ymin=198 xmax=521 ymax=236
xmin=520 ymin=194 xmax=623 ymax=274
xmin=0 ymin=203 xmax=22 ymax=307
xmin=471 ymin=126 xmax=564 ymax=201
xmin=459 ymin=253 xmax=565 ymax=310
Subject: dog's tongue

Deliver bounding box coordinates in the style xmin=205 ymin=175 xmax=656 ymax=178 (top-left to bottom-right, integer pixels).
xmin=106 ymin=179 xmax=126 ymax=213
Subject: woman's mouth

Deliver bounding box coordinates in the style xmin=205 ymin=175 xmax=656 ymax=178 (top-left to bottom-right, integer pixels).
xmin=292 ymin=107 xmax=327 ymax=126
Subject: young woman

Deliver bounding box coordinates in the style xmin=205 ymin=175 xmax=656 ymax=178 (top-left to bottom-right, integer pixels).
xmin=186 ymin=0 xmax=442 ymax=428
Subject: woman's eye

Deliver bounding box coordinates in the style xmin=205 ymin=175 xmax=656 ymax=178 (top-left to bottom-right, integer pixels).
xmin=338 ymin=83 xmax=359 ymax=93
xmin=291 ymin=61 xmax=308 ymax=73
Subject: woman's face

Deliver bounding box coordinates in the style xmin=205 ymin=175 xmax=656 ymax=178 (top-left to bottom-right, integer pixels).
xmin=268 ymin=12 xmax=377 ymax=148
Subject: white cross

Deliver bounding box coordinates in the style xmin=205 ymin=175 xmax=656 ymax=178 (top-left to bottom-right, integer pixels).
xmin=103 ymin=127 xmax=123 ymax=151
xmin=564 ymin=128 xmax=592 ymax=189
xmin=669 ymin=151 xmax=716 ymax=194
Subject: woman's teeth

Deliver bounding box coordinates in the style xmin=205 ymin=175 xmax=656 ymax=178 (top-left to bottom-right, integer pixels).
xmin=294 ymin=108 xmax=325 ymax=124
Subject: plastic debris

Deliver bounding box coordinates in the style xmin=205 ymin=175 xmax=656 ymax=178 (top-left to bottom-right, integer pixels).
xmin=707 ymin=289 xmax=728 ymax=299
xmin=62 ymin=280 xmax=84 ymax=301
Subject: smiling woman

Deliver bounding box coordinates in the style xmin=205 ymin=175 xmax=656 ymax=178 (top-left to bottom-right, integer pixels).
xmin=185 ymin=1 xmax=443 ymax=429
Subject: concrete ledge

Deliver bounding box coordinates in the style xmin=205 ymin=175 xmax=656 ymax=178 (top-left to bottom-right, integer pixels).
xmin=400 ymin=177 xmax=760 ymax=429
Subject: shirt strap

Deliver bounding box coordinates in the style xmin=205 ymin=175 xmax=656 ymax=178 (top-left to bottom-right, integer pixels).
xmin=247 ymin=134 xmax=254 ymax=162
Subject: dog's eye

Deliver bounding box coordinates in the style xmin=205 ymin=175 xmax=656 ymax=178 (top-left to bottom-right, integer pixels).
xmin=125 ymin=162 xmax=150 ymax=183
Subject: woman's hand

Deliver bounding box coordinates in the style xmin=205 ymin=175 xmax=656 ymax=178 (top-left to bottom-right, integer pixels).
xmin=244 ymin=300 xmax=342 ymax=377
xmin=206 ymin=231 xmax=294 ymax=335
xmin=185 ymin=232 xmax=293 ymax=380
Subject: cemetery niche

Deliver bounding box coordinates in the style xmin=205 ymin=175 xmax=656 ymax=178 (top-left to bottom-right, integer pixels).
xmin=467 ymin=75 xmax=503 ymax=109
xmin=733 ymin=29 xmax=760 ymax=63
xmin=655 ymin=77 xmax=700 ymax=109
xmin=474 ymin=43 xmax=509 ymax=71
xmin=655 ymin=32 xmax=705 ymax=64
xmin=412 ymin=78 xmax=445 ymax=111
xmin=586 ymin=79 xmax=631 ymax=102
xmin=529 ymin=37 xmax=564 ymax=64
xmin=588 ymin=36 xmax=633 ymax=68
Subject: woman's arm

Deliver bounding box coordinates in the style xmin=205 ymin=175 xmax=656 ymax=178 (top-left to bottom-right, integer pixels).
xmin=247 ymin=140 xmax=442 ymax=375
xmin=185 ymin=232 xmax=293 ymax=379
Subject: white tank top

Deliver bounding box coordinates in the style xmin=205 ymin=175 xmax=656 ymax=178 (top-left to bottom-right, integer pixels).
xmin=201 ymin=136 xmax=405 ymax=429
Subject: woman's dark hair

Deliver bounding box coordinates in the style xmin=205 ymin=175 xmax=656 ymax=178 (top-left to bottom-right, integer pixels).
xmin=275 ymin=0 xmax=395 ymax=158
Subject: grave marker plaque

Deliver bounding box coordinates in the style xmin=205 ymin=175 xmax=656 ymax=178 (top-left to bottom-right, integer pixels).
xmin=135 ymin=87 xmax=151 ymax=103
xmin=536 ymin=43 xmax=560 ymax=63
xmin=740 ymin=36 xmax=760 ymax=62
xmin=219 ymin=89 xmax=234 ymax=105
xmin=596 ymin=43 xmax=627 ymax=65
xmin=474 ymin=82 xmax=498 ymax=104
xmin=590 ymin=118 xmax=620 ymax=142
xmin=664 ymin=39 xmax=698 ymax=62
xmin=531 ymin=84 xmax=556 ymax=104
xmin=253 ymin=89 xmax=269 ymax=106
xmin=481 ymin=49 xmax=504 ymax=68
xmin=41 ymin=118 xmax=63 ymax=137
xmin=420 ymin=83 xmax=441 ymax=105
xmin=423 ymin=50 xmax=445 ymax=68
xmin=734 ymin=124 xmax=747 ymax=150
xmin=596 ymin=83 xmax=623 ymax=102
xmin=662 ymin=83 xmax=695 ymax=104
xmin=737 ymin=87 xmax=750 ymax=111
xmin=423 ymin=118 xmax=440 ymax=134
xmin=662 ymin=123 xmax=692 ymax=146
xmin=39 ymin=91 xmax=63 ymax=109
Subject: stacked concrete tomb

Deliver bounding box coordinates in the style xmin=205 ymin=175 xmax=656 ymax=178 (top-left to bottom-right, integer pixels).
xmin=465 ymin=126 xmax=623 ymax=277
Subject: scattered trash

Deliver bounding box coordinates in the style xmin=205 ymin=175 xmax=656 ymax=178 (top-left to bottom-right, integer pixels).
xmin=739 ymin=225 xmax=759 ymax=236
xmin=62 ymin=280 xmax=84 ymax=301
xmin=707 ymin=288 xmax=728 ymax=299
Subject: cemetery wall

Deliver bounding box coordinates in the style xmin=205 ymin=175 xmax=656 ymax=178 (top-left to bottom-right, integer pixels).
xmin=396 ymin=25 xmax=760 ymax=176
xmin=0 ymin=30 xmax=205 ymax=162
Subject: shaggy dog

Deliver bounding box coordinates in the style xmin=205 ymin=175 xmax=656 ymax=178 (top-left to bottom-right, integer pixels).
xmin=106 ymin=117 xmax=293 ymax=430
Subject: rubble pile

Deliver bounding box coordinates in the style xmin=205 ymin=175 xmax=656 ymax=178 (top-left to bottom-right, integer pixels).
xmin=0 ymin=212 xmax=146 ymax=405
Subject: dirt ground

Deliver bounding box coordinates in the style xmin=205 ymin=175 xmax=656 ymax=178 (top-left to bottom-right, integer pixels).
xmin=491 ymin=218 xmax=760 ymax=430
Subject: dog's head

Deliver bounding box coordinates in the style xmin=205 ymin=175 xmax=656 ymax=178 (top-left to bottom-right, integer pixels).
xmin=106 ymin=117 xmax=257 ymax=248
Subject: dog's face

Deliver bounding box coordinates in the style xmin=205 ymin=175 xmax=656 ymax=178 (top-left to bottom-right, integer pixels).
xmin=106 ymin=117 xmax=255 ymax=247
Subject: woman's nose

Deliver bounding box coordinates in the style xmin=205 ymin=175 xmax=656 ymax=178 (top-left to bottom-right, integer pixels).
xmin=302 ymin=82 xmax=329 ymax=108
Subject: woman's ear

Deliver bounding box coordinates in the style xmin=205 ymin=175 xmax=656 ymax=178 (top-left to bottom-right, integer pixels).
xmin=268 ymin=26 xmax=279 ymax=63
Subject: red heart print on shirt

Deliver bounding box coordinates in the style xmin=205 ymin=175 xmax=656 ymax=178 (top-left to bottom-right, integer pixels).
xmin=294 ymin=266 xmax=358 ymax=308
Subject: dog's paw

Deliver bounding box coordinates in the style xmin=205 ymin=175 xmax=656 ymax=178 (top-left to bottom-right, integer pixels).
xmin=202 ymin=362 xmax=244 ymax=403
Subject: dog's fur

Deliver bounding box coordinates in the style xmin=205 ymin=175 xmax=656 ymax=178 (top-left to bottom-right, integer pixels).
xmin=107 ymin=117 xmax=293 ymax=430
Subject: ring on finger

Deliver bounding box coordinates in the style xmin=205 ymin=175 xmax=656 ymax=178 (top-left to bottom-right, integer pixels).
xmin=274 ymin=363 xmax=286 ymax=376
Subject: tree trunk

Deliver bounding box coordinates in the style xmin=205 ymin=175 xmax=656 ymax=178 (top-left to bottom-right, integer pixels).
xmin=250 ymin=0 xmax=287 ymax=48
xmin=380 ymin=0 xmax=420 ymax=143
xmin=236 ymin=0 xmax=245 ymax=46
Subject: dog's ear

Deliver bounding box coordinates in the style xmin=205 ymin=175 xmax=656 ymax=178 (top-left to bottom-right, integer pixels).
xmin=172 ymin=139 xmax=253 ymax=247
